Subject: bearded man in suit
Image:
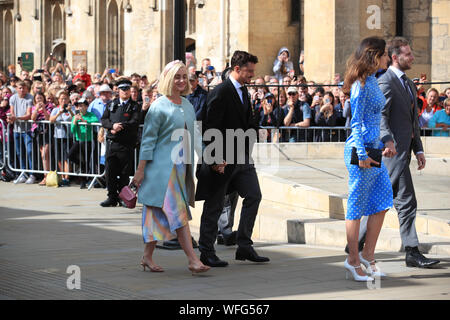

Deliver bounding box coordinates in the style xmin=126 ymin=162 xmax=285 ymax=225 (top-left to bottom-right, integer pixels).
xmin=196 ymin=50 xmax=270 ymax=267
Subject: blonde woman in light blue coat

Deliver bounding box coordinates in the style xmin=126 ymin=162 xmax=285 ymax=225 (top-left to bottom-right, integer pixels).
xmin=132 ymin=60 xmax=209 ymax=275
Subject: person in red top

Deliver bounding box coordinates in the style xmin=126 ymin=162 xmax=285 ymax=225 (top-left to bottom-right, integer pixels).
xmin=420 ymin=88 xmax=442 ymax=115
xmin=72 ymin=64 xmax=92 ymax=88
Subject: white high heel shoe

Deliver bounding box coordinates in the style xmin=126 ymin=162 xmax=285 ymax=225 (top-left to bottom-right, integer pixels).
xmin=344 ymin=259 xmax=374 ymax=282
xmin=359 ymin=252 xmax=386 ymax=278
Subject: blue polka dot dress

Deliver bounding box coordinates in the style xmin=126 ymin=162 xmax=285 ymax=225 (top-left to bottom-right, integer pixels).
xmin=344 ymin=75 xmax=393 ymax=220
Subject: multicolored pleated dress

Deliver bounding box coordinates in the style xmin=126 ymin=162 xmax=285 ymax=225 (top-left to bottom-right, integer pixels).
xmin=344 ymin=75 xmax=393 ymax=220
xmin=142 ymin=134 xmax=192 ymax=243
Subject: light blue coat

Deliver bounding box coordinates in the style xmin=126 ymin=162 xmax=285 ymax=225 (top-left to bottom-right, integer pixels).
xmin=137 ymin=96 xmax=202 ymax=208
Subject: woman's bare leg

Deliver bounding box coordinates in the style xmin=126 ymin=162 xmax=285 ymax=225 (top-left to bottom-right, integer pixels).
xmin=346 ymin=219 xmax=366 ymax=276
xmin=361 ymin=210 xmax=387 ymax=272
xmin=176 ymin=224 xmax=209 ymax=272
xmin=142 ymin=240 xmax=164 ymax=272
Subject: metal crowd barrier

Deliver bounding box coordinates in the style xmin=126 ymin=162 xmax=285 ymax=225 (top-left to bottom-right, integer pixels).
xmin=258 ymin=126 xmax=351 ymax=143
xmin=1 ymin=120 xmax=446 ymax=188
xmin=258 ymin=126 xmax=446 ymax=142
xmin=6 ymin=120 xmax=105 ymax=189
xmin=0 ymin=119 xmax=6 ymax=171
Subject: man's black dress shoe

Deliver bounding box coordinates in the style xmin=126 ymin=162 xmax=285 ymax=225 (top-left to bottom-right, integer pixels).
xmin=161 ymin=237 xmax=198 ymax=250
xmin=217 ymin=231 xmax=237 ymax=246
xmin=235 ymin=246 xmax=270 ymax=263
xmin=217 ymin=234 xmax=225 ymax=245
xmin=100 ymin=198 xmax=118 ymax=207
xmin=405 ymin=246 xmax=440 ymax=268
xmin=200 ymin=253 xmax=229 ymax=267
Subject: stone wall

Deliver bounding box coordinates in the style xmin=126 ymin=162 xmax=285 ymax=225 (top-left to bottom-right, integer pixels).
xmin=431 ymin=0 xmax=450 ymax=91
xmin=403 ymin=0 xmax=432 ymax=82
xmin=249 ymin=0 xmax=300 ymax=79
xmin=5 ymin=0 xmax=449 ymax=87
xmin=304 ymin=0 xmax=335 ymax=82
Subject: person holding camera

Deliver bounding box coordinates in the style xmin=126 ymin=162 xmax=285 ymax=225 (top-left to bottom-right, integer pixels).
xmin=69 ymin=98 xmax=98 ymax=189
xmin=273 ymin=47 xmax=294 ymax=84
xmin=283 ymin=87 xmax=311 ymax=142
xmin=315 ymin=92 xmax=339 ymax=142
xmin=258 ymin=92 xmax=284 ymax=143
xmin=8 ymin=81 xmax=34 ymax=184
xmin=50 ymin=90 xmax=74 ymax=186
xmin=31 ymin=92 xmax=54 ymax=185
xmin=201 ymin=58 xmax=216 ymax=85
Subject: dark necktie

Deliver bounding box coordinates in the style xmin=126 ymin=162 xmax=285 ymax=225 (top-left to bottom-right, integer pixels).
xmin=240 ymin=86 xmax=249 ymax=113
xmin=401 ymin=74 xmax=414 ymax=105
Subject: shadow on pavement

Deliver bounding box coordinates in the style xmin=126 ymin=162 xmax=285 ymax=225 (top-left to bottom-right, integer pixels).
xmin=0 ymin=206 xmax=448 ymax=300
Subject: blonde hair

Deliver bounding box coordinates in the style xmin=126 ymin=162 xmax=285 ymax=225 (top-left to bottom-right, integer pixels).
xmin=444 ymin=98 xmax=450 ymax=106
xmin=56 ymin=89 xmax=69 ymax=99
xmin=157 ymin=60 xmax=191 ymax=96
xmin=426 ymin=87 xmax=439 ymax=97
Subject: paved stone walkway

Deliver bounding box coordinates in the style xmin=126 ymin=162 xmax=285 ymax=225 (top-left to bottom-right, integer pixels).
xmin=0 ymin=183 xmax=449 ymax=300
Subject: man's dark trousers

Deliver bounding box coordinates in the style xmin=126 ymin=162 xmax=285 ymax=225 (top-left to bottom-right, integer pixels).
xmin=105 ymin=141 xmax=134 ymax=200
xmin=199 ymin=163 xmax=262 ymax=255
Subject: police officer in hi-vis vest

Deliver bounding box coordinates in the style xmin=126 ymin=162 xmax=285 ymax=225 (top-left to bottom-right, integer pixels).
xmin=100 ymin=79 xmax=140 ymax=207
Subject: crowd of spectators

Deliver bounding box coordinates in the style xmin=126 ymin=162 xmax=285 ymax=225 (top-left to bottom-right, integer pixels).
xmin=0 ymin=49 xmax=449 ymax=186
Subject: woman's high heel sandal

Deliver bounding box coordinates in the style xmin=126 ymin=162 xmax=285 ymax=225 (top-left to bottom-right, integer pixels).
xmin=359 ymin=252 xmax=386 ymax=278
xmin=188 ymin=265 xmax=210 ymax=276
xmin=140 ymin=257 xmax=164 ymax=272
xmin=345 ymin=259 xmax=374 ymax=282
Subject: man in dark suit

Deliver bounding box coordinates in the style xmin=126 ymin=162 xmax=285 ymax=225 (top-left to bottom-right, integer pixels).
xmin=346 ymin=37 xmax=439 ymax=268
xmin=187 ymin=73 xmax=208 ymax=121
xmin=196 ymin=50 xmax=270 ymax=267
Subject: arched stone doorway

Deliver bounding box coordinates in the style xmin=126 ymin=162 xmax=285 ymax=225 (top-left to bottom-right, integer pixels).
xmin=52 ymin=40 xmax=66 ymax=65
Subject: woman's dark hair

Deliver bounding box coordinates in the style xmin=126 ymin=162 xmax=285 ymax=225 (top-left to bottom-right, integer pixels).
xmin=314 ymin=87 xmax=325 ymax=96
xmin=231 ymin=50 xmax=258 ymax=69
xmin=324 ymin=91 xmax=335 ymax=105
xmin=33 ymin=91 xmax=47 ymax=105
xmin=342 ymin=36 xmax=386 ymax=96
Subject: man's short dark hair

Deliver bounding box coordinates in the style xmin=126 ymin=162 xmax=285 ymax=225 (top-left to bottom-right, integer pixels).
xmin=299 ymin=83 xmax=308 ymax=89
xmin=387 ymin=37 xmax=410 ymax=59
xmin=230 ymin=50 xmax=258 ymax=69
xmin=314 ymin=87 xmax=325 ymax=95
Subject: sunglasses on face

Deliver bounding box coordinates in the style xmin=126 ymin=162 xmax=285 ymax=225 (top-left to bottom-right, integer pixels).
xmin=288 ymin=92 xmax=298 ymax=96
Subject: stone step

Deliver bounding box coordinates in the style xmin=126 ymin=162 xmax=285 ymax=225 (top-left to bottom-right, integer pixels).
xmin=286 ymin=217 xmax=450 ymax=256
xmin=383 ymin=211 xmax=450 ymax=239
xmin=256 ymin=172 xmax=450 ymax=239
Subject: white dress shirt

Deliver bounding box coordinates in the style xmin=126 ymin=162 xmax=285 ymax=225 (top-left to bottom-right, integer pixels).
xmin=229 ymin=74 xmax=244 ymax=104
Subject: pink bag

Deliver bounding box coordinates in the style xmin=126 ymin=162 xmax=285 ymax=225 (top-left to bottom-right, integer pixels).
xmin=119 ymin=184 xmax=138 ymax=209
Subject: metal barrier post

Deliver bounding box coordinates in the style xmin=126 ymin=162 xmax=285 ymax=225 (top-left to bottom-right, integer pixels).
xmin=0 ymin=119 xmax=6 ymax=171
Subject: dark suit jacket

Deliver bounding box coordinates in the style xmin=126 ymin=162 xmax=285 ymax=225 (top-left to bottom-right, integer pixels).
xmin=378 ymin=68 xmax=423 ymax=184
xmin=187 ymin=85 xmax=208 ymax=121
xmin=195 ymin=78 xmax=258 ymax=201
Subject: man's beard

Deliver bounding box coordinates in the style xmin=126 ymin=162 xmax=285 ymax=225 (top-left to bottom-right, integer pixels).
xmin=398 ymin=58 xmax=411 ymax=71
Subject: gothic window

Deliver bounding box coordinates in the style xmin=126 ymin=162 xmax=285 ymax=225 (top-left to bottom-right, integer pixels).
xmin=98 ymin=0 xmax=123 ymax=72
xmin=291 ymin=0 xmax=300 ymax=24
xmin=52 ymin=3 xmax=63 ymax=41
xmin=3 ymin=9 xmax=14 ymax=71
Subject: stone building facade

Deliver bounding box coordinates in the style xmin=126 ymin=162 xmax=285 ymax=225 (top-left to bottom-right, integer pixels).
xmin=0 ymin=0 xmax=449 ymax=89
